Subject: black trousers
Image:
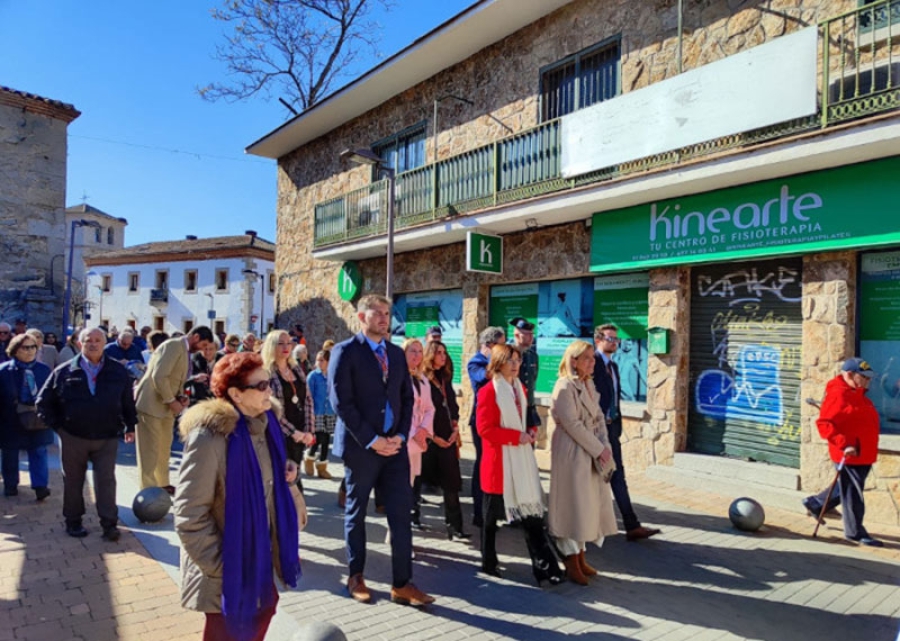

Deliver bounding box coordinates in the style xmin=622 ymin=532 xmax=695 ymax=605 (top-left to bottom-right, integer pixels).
xmin=306 ymin=431 xmax=331 ymax=462
xmin=59 ymin=431 xmax=119 ymax=529
xmin=839 ymin=464 xmax=871 ymax=540
xmin=481 ymin=493 xmax=557 ymax=578
xmin=607 ymin=418 xmax=640 ymax=531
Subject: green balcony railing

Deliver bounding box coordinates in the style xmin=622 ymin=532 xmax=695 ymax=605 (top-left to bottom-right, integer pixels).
xmin=314 ymin=2 xmax=900 ymax=249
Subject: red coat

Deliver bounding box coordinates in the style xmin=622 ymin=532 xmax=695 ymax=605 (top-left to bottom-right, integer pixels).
xmin=816 ymin=374 xmax=880 ymax=465
xmin=476 ymin=380 xmax=528 ymax=494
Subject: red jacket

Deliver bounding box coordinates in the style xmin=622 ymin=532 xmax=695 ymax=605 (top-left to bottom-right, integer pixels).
xmin=476 ymin=380 xmax=528 ymax=494
xmin=816 ymin=374 xmax=880 ymax=465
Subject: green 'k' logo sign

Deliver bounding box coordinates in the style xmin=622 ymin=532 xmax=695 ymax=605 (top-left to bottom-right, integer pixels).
xmin=466 ymin=231 xmax=503 ymax=274
xmin=337 ymin=261 xmax=361 ymax=301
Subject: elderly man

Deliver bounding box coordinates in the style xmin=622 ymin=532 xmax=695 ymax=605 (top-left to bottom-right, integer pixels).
xmin=37 ymin=327 xmax=137 ymax=540
xmin=509 ymin=317 xmax=540 ymax=437
xmin=134 ymin=326 xmax=214 ymax=492
xmin=25 ymin=328 xmax=59 ymax=369
xmin=239 ymin=332 xmax=257 ymax=352
xmin=466 ymin=326 xmax=506 ymax=528
xmin=219 ymin=333 xmax=241 ymax=358
xmin=808 ymin=357 xmax=883 ymax=547
xmin=104 ymin=327 xmax=144 ymax=364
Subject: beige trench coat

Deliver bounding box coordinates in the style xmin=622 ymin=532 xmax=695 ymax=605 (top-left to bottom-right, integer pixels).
xmin=547 ymin=376 xmax=618 ymax=543
xmin=173 ymin=398 xmax=304 ymax=612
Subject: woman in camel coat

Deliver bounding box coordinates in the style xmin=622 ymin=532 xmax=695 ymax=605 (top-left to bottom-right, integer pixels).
xmin=548 ymin=340 xmax=617 ymax=586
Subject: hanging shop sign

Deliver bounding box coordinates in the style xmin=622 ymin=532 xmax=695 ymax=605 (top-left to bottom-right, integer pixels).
xmin=337 ymin=261 xmax=361 ymax=301
xmin=590 ymin=156 xmax=900 ymax=273
xmin=466 ymin=231 xmax=503 ymax=274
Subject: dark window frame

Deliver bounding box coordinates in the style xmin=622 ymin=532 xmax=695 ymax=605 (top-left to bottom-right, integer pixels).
xmin=539 ymin=35 xmax=622 ymax=122
xmin=370 ymin=120 xmax=428 ymax=178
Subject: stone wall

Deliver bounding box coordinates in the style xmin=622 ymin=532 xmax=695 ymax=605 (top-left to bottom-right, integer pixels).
xmin=0 ymin=97 xmax=74 ymax=331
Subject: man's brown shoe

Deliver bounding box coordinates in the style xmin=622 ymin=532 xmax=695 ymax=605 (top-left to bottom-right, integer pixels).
xmin=347 ymin=574 xmax=371 ymax=603
xmin=390 ymin=582 xmax=435 ymax=607
xmin=626 ymin=526 xmax=661 ymax=541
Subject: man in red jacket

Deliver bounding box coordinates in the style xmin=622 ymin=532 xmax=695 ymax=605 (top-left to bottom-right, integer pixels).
xmin=811 ymin=357 xmax=882 ymax=547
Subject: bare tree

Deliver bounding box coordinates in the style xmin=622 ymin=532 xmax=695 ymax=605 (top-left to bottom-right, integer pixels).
xmin=199 ymin=0 xmax=393 ymax=112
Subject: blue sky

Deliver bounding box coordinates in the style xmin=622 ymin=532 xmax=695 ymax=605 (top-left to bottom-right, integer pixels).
xmin=0 ymin=0 xmax=472 ymax=245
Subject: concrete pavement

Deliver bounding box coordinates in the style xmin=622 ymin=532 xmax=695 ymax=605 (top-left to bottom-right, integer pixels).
xmin=2 ymin=438 xmax=899 ymax=640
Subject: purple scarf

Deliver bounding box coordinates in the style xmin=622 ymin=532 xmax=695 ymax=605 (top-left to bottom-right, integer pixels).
xmin=222 ymin=410 xmax=301 ymax=640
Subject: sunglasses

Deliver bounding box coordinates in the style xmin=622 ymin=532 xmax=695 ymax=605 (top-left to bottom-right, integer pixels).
xmin=240 ymin=380 xmax=271 ymax=392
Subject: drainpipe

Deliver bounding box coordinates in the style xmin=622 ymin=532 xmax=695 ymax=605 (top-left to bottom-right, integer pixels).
xmin=677 ymin=0 xmax=684 ymax=74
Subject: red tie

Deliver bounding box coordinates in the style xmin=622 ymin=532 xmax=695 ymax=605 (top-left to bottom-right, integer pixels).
xmin=375 ymin=345 xmax=388 ymax=382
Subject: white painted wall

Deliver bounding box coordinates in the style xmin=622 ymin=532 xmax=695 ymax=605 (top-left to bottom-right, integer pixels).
xmin=85 ymin=256 xmax=275 ymax=336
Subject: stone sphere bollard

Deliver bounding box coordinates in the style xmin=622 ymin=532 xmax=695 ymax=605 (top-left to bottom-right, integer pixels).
xmin=291 ymin=621 xmax=347 ymax=641
xmin=728 ymin=497 xmax=765 ymax=531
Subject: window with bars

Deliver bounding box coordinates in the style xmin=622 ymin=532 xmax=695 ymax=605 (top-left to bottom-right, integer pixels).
xmin=859 ymin=0 xmax=900 ymax=31
xmin=540 ymin=37 xmax=621 ymax=122
xmin=371 ymin=122 xmax=427 ymax=176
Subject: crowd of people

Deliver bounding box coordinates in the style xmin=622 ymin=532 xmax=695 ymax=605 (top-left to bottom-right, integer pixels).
xmin=0 ymin=299 xmax=885 ymax=639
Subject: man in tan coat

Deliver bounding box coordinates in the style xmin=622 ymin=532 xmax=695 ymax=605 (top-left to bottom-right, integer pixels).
xmin=135 ymin=326 xmax=214 ymax=492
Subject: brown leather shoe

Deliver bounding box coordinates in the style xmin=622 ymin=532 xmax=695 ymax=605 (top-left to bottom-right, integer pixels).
xmin=390 ymin=582 xmax=435 ymax=606
xmin=347 ymin=574 xmax=371 ymax=603
xmin=626 ymin=526 xmax=661 ymax=542
xmin=563 ymin=554 xmax=588 ymax=586
xmin=578 ymin=550 xmax=598 ymax=577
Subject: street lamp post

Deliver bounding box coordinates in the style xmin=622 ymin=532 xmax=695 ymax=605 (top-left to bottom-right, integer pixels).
xmin=62 ymin=219 xmax=101 ymax=340
xmin=242 ymin=269 xmax=265 ymax=334
xmin=339 ymin=148 xmax=396 ymax=299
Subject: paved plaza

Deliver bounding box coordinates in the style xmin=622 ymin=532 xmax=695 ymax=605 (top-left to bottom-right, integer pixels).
xmin=1 ymin=440 xmax=899 ymax=641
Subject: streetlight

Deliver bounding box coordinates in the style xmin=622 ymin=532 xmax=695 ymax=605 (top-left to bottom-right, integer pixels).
xmin=340 ymin=148 xmax=396 ymax=299
xmin=242 ymin=269 xmax=265 ymax=334
xmin=62 ymin=219 xmax=101 ymax=340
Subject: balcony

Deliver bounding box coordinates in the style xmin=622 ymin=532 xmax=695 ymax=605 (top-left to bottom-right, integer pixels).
xmin=149 ymin=288 xmax=168 ymax=305
xmin=313 ymin=1 xmax=900 ymax=252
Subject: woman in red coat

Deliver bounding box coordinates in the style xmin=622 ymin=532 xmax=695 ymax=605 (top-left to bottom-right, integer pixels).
xmin=476 ymin=343 xmax=563 ymax=585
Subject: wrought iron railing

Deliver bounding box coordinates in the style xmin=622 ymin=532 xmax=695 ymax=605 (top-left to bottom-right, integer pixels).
xmin=313 ymin=2 xmax=900 ymax=248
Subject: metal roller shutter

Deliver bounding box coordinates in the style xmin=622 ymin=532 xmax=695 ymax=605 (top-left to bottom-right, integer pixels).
xmin=688 ymin=257 xmax=803 ymax=468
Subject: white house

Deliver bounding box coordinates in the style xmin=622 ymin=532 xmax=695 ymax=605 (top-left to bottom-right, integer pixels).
xmin=84 ymin=232 xmax=275 ymax=337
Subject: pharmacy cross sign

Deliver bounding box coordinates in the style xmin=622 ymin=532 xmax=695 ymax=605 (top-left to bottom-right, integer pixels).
xmin=466 ymin=231 xmax=503 ymax=274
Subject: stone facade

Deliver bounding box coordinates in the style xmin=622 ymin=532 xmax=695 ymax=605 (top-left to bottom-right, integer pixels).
xmin=268 ymin=0 xmax=900 ymax=524
xmin=0 ymin=87 xmax=79 ymax=332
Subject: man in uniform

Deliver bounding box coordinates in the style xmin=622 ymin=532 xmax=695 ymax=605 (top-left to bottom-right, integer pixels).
xmin=510 ymin=317 xmax=540 ymax=440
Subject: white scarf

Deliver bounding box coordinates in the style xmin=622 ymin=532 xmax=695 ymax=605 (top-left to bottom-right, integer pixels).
xmin=492 ymin=375 xmax=545 ymax=522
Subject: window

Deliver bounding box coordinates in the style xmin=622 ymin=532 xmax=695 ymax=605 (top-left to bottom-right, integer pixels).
xmin=101 ymin=274 xmax=112 ymax=292
xmin=540 ymin=37 xmax=621 ymax=122
xmin=153 ymin=316 xmax=165 ymax=331
xmin=94 ymin=227 xmax=102 ymax=243
xmin=267 ymin=271 xmax=275 ymax=294
xmin=183 ymin=319 xmax=195 ymax=333
xmin=859 ymin=0 xmax=900 ymax=32
xmin=372 ymin=122 xmax=427 ymax=175
xmin=155 ymin=270 xmax=168 ymax=290
xmin=128 ymin=272 xmax=140 ymax=293
xmin=184 ymin=269 xmax=198 ymax=292
xmin=127 ymin=320 xmax=136 ymax=329
xmin=107 ymin=228 xmax=114 ymax=245
xmin=214 ymin=320 xmax=225 ymax=336
xmin=215 ymin=268 xmax=229 ymax=292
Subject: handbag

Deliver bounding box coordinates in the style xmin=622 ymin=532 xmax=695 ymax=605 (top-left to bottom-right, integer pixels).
xmin=16 ymin=403 xmax=47 ymax=432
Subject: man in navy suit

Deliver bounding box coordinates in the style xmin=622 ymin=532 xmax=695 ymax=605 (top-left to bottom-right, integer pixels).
xmin=593 ymin=323 xmax=661 ymax=542
xmin=329 ymin=294 xmax=435 ymax=607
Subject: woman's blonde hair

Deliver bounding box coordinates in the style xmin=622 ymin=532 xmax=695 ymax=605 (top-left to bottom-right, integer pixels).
xmin=558 ymin=340 xmax=595 ymax=379
xmin=261 ymin=329 xmax=297 ymax=374
xmin=486 ymin=343 xmax=520 ymax=379
xmin=402 ymin=338 xmax=424 ymax=375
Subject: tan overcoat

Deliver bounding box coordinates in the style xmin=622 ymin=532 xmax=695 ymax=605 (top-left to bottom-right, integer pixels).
xmin=135 ymin=337 xmax=189 ymax=418
xmin=173 ymin=398 xmax=304 ymax=612
xmin=547 ymin=376 xmax=618 ymax=543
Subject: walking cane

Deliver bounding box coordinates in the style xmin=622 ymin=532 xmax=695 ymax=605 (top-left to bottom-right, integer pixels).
xmin=812 ymin=455 xmax=845 ymax=538
xmin=804 ymin=397 xmax=842 ymax=539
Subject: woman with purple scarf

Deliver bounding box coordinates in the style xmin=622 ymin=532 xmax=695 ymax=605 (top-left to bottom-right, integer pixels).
xmin=174 ymin=352 xmax=303 ymax=641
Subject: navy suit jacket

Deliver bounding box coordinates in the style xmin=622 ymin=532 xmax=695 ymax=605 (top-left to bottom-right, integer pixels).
xmin=592 ymin=351 xmax=621 ymax=421
xmin=328 ymin=332 xmax=413 ymax=459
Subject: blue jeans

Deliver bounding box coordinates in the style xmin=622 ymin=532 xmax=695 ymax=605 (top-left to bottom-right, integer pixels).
xmin=2 ymin=446 xmax=49 ymax=490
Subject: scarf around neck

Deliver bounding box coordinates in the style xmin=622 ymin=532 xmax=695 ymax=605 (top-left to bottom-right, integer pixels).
xmin=491 ymin=375 xmax=545 ymax=522
xmin=222 ymin=409 xmax=300 ymax=640
xmin=15 ymin=359 xmax=38 ymax=404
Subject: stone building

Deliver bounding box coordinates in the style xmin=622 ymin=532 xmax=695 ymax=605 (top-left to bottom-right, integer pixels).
xmin=0 ymin=86 xmax=80 ymax=332
xmin=248 ymin=0 xmax=900 ymax=524
xmin=84 ymin=232 xmax=275 ymax=337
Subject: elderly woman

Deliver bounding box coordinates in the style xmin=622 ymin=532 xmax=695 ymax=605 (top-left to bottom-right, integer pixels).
xmin=185 ymin=339 xmax=220 ymax=405
xmin=262 ymin=330 xmax=315 ymax=488
xmin=304 ymin=350 xmax=336 ymax=479
xmin=0 ymin=333 xmax=53 ymax=500
xmin=548 ymin=341 xmax=617 ymax=586
xmin=476 ymin=344 xmax=563 ymax=585
xmin=174 ymin=352 xmax=303 ymax=641
xmin=403 ymin=339 xmax=434 ymax=529
xmin=422 ymin=340 xmax=469 ymax=540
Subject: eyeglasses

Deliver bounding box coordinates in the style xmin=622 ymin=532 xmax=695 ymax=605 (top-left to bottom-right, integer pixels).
xmin=21 ymin=345 xmax=38 ymax=351
xmin=240 ymin=380 xmax=270 ymax=392
xmin=601 ymin=336 xmax=621 ymax=344
xmin=508 ymin=358 xmax=522 ymax=365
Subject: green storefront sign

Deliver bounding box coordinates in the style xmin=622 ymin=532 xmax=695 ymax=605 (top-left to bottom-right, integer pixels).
xmin=337 ymin=261 xmax=361 ymax=301
xmin=467 ymin=231 xmax=503 ymax=274
xmin=591 ymin=156 xmax=900 ymax=272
